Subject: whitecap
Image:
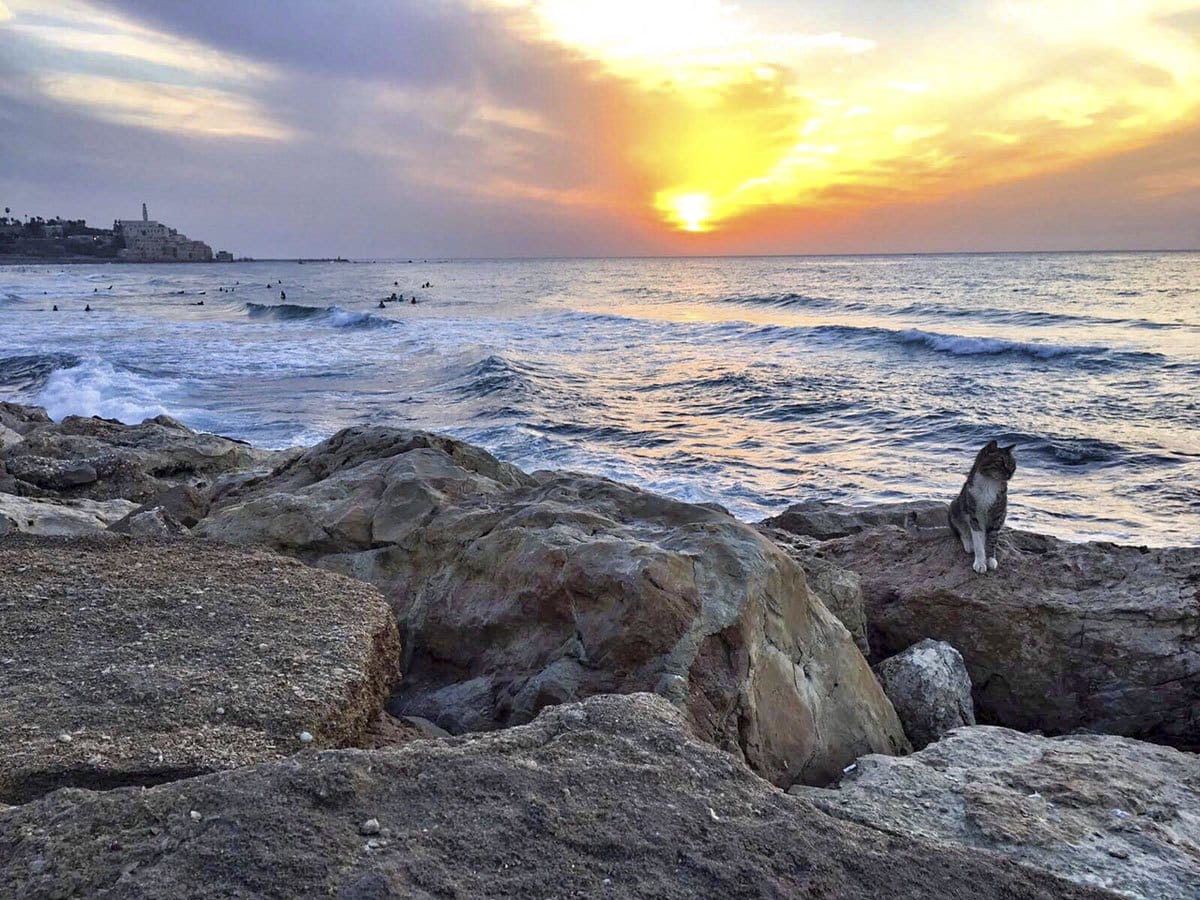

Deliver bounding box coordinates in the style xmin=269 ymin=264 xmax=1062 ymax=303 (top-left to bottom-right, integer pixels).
xmin=35 ymin=357 xmax=195 ymax=424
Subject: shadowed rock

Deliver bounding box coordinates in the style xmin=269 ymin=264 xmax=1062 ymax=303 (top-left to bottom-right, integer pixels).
xmin=198 ymin=426 xmax=910 ymax=787
xmin=795 ymin=725 xmax=1200 ymax=900
xmin=0 ymin=695 xmax=1116 ymax=900
xmin=794 ymin=525 xmax=1200 ymax=747
xmin=0 ymin=534 xmax=401 ymax=804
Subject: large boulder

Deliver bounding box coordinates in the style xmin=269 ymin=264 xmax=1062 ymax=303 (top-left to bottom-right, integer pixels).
xmin=874 ymin=639 xmax=975 ymax=749
xmin=795 ymin=525 xmax=1200 ymax=747
xmin=1 ymin=405 xmax=278 ymax=502
xmin=0 ymin=694 xmax=1114 ymax=900
xmin=198 ymin=426 xmax=910 ymax=787
xmin=759 ymin=525 xmax=870 ymax=654
xmin=0 ymin=493 xmax=137 ymax=536
xmin=0 ymin=534 xmax=401 ymax=804
xmin=795 ymin=725 xmax=1200 ymax=900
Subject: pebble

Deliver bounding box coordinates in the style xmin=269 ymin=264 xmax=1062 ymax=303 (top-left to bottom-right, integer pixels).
xmin=359 ymin=818 xmax=381 ymax=835
xmin=298 ymin=731 xmax=314 ymax=743
xmin=216 ymin=707 xmax=225 ymax=715
xmin=189 ymin=810 xmax=202 ymax=821
xmin=56 ymin=732 xmax=72 ymax=743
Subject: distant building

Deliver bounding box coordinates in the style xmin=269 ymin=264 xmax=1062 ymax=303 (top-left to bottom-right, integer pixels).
xmin=116 ymin=203 xmax=213 ymax=262
xmin=215 ymin=250 xmax=233 ymax=262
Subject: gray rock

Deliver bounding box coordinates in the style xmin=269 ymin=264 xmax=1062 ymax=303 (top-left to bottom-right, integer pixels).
xmin=874 ymin=639 xmax=974 ymax=749
xmin=799 ymin=525 xmax=1200 ymax=747
xmin=6 ymin=456 xmax=98 ymax=490
xmin=109 ymin=484 xmax=211 ymax=532
xmin=0 ymin=424 xmax=22 ymax=451
xmin=198 ymin=425 xmax=910 ymax=787
xmin=1 ymin=405 xmax=278 ymax=502
xmin=0 ymin=695 xmax=1113 ymax=900
xmin=0 ymin=401 xmax=51 ymax=436
xmin=0 ymin=493 xmax=138 ymax=536
xmin=795 ymin=725 xmax=1200 ymax=900
xmin=117 ymin=507 xmax=189 ymax=538
xmin=760 ymin=499 xmax=947 ymax=541
xmin=0 ymin=533 xmax=401 ymax=804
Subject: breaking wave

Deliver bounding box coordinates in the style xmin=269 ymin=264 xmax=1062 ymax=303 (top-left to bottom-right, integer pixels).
xmin=245 ymin=302 xmax=396 ymax=329
xmin=34 ymin=357 xmax=195 ymax=424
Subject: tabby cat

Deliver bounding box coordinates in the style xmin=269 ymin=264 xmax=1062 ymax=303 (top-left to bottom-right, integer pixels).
xmin=948 ymin=440 xmax=1017 ymax=574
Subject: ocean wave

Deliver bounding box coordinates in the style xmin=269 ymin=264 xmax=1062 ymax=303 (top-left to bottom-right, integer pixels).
xmin=0 ymin=352 xmax=81 ymax=391
xmin=723 ymin=292 xmax=836 ymax=310
xmin=452 ymin=354 xmax=544 ymax=400
xmin=245 ymin=302 xmax=396 ymax=329
xmin=893 ymin=328 xmax=1099 ymax=359
xmin=34 ymin=357 xmax=195 ymax=424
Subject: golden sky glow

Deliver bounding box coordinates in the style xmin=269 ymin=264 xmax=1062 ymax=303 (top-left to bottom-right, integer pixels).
xmin=1 ymin=0 xmax=1198 ymax=253
xmin=498 ymin=0 xmax=1200 ymax=236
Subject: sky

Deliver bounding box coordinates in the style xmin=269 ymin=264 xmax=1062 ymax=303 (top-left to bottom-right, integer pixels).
xmin=1 ymin=0 xmax=1198 ymax=257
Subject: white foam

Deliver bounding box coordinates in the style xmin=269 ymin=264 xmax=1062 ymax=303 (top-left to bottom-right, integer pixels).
xmin=896 ymin=328 xmax=1093 ymax=359
xmin=36 ymin=357 xmax=194 ymax=424
xmin=327 ymin=307 xmax=374 ymax=328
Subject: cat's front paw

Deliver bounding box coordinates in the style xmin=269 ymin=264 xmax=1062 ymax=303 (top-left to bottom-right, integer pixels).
xmin=987 ymin=557 xmax=998 ymax=571
xmin=972 ymin=558 xmax=988 ymax=574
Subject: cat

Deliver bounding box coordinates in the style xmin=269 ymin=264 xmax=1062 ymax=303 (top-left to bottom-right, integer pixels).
xmin=948 ymin=440 xmax=1017 ymax=574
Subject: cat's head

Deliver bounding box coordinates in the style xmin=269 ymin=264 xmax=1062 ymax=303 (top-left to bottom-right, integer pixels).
xmin=975 ymin=440 xmax=1017 ymax=480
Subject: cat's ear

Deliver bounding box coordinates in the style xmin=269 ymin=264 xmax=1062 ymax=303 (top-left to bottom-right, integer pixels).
xmin=985 ymin=439 xmax=998 ymax=449
xmin=1002 ymin=444 xmax=1017 ymax=453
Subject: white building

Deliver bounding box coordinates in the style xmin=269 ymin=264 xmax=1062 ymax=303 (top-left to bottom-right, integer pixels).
xmin=117 ymin=204 xmax=213 ymax=262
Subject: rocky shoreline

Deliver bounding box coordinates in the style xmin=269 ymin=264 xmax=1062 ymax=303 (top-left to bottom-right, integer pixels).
xmin=1 ymin=402 xmax=1197 ymax=898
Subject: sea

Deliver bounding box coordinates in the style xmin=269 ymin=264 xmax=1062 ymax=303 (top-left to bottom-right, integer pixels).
xmin=1 ymin=253 xmax=1197 ymax=546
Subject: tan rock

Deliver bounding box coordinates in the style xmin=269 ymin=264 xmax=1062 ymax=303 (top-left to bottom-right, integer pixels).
xmin=0 ymin=695 xmax=1112 ymax=900
xmin=0 ymin=533 xmax=401 ymax=804
xmin=199 ymin=426 xmax=910 ymax=786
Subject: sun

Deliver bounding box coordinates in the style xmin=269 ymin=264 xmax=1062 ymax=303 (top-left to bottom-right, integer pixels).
xmin=669 ymin=192 xmax=714 ymax=232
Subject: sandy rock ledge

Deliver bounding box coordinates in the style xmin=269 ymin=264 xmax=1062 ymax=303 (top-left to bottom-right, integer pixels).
xmin=0 ymin=533 xmax=400 ymax=804
xmin=0 ymin=694 xmax=1115 ymax=900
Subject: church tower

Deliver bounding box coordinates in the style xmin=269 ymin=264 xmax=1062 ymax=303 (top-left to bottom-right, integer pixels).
xmin=142 ymin=202 xmax=148 ymax=222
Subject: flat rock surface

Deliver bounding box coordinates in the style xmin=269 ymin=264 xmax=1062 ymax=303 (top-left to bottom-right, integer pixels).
xmin=796 ymin=725 xmax=1200 ymax=900
xmin=797 ymin=525 xmax=1200 ymax=746
xmin=760 ymin=500 xmax=947 ymax=541
xmin=0 ymin=695 xmax=1116 ymax=900
xmin=0 ymin=534 xmax=400 ymax=804
xmin=0 ymin=493 xmax=137 ymax=536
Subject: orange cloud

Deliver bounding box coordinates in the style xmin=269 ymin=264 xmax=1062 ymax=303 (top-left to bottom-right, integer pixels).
xmin=480 ymin=0 xmax=1200 ymax=241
